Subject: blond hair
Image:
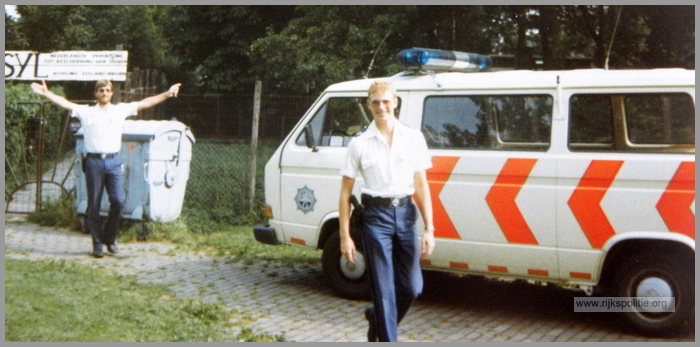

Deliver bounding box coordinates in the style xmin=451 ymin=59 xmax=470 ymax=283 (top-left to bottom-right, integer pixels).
xmin=367 ymin=81 xmax=396 ymax=98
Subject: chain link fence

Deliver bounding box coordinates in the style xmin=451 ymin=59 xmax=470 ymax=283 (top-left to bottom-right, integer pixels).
xmin=184 ymin=139 xmax=280 ymax=225
xmin=162 ymin=93 xmax=315 ymax=140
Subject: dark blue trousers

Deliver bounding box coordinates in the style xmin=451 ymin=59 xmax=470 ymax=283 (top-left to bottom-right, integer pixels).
xmin=84 ymin=156 xmax=125 ymax=250
xmin=362 ymin=200 xmax=423 ymax=342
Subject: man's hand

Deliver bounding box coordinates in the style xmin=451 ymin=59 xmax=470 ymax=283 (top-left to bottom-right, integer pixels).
xmin=421 ymin=231 xmax=435 ymax=258
xmin=30 ymin=80 xmax=49 ymax=96
xmin=29 ymin=80 xmax=76 ymax=111
xmin=168 ymin=83 xmax=182 ymax=98
xmin=340 ymin=235 xmax=356 ymax=264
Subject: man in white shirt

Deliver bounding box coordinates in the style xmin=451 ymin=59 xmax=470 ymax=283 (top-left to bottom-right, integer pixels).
xmin=31 ymin=79 xmax=181 ymax=258
xmin=339 ymin=81 xmax=435 ymax=342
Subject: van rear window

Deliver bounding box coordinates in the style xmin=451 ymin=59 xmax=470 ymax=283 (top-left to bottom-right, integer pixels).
xmin=569 ymin=93 xmax=694 ymax=153
xmin=421 ymin=95 xmax=552 ymax=150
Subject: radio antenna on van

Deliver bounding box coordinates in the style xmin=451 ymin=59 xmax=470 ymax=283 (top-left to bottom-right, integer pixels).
xmin=604 ymin=5 xmax=623 ymax=70
xmin=364 ymin=31 xmax=391 ymax=79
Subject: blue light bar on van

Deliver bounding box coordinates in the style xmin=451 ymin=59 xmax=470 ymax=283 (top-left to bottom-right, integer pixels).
xmin=397 ymin=48 xmax=492 ymax=72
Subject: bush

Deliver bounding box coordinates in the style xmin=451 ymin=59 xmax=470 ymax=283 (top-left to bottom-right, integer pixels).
xmin=5 ymin=82 xmax=74 ymax=200
xmin=27 ymin=192 xmax=79 ymax=229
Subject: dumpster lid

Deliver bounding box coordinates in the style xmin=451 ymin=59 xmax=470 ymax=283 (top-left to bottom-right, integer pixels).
xmin=76 ymin=119 xmax=195 ymax=143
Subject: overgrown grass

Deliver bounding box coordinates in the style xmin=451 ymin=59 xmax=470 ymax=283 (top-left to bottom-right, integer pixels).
xmin=5 ymin=258 xmax=285 ymax=342
xmin=27 ymin=192 xmax=80 ymax=230
xmin=117 ymin=213 xmax=320 ymax=268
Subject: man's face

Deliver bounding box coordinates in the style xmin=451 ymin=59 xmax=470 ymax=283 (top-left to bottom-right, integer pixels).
xmin=367 ymin=90 xmax=397 ymax=123
xmin=95 ymin=86 xmax=113 ymax=105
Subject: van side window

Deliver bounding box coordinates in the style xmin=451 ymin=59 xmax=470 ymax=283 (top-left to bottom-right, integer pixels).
xmin=568 ymin=95 xmax=614 ymax=149
xmin=569 ymin=93 xmax=694 ymax=152
xmin=296 ymin=97 xmax=372 ymax=148
xmin=421 ymin=95 xmax=552 ymax=150
xmin=625 ymin=94 xmax=694 ymax=145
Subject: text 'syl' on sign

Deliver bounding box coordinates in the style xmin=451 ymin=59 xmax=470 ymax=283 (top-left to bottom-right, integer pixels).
xmin=5 ymin=51 xmax=128 ymax=81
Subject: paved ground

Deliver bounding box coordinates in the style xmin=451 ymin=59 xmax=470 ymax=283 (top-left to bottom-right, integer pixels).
xmin=4 ymin=214 xmax=694 ymax=342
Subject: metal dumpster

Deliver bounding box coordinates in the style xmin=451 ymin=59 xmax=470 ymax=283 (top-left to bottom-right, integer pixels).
xmin=74 ymin=119 xmax=195 ymax=232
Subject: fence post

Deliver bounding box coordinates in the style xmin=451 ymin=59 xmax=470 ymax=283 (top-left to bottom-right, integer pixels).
xmin=35 ymin=103 xmax=46 ymax=212
xmin=249 ymin=80 xmax=262 ymax=213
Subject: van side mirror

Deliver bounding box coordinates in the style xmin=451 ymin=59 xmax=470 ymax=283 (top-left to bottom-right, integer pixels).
xmin=304 ymin=124 xmax=318 ymax=152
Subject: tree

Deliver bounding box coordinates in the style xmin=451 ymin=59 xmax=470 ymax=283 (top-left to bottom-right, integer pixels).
xmin=159 ymin=5 xmax=295 ymax=94
xmin=637 ymin=5 xmax=694 ymax=68
xmin=538 ymin=6 xmax=564 ymax=70
xmin=5 ymin=10 xmax=29 ymax=50
xmin=8 ymin=5 xmax=694 ymax=98
xmin=562 ymin=5 xmax=652 ymax=69
xmin=250 ymin=6 xmax=419 ymax=95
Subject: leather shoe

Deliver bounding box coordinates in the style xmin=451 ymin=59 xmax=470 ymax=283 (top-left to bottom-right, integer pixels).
xmin=92 ymin=248 xmax=104 ymax=258
xmin=365 ymin=306 xmax=377 ymax=342
xmin=107 ymin=244 xmax=118 ymax=254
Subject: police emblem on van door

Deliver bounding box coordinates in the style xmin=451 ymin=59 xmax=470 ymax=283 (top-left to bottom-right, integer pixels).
xmin=295 ymin=185 xmax=317 ymax=214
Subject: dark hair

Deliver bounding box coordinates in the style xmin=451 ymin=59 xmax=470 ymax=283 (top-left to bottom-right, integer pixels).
xmin=94 ymin=80 xmax=113 ymax=92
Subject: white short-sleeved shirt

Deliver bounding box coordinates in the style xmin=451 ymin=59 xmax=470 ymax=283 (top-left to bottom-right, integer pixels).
xmin=341 ymin=121 xmax=432 ymax=198
xmin=72 ymin=102 xmax=139 ymax=153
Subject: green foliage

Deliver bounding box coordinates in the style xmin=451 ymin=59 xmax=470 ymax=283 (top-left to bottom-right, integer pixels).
xmin=250 ymin=6 xmax=416 ymax=95
xmin=188 ymin=225 xmax=319 ymax=266
xmin=26 ymin=192 xmax=78 ymax=229
xmin=5 ymin=82 xmax=74 ymax=200
xmin=5 ymin=11 xmax=29 ymax=49
xmin=12 ymin=5 xmax=695 ymax=95
xmin=158 ymin=5 xmax=296 ymax=93
xmin=5 ymin=258 xmax=284 ymax=342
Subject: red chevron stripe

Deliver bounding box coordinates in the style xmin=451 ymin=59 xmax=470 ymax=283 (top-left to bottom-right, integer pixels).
xmin=485 ymin=158 xmax=538 ymax=245
xmin=656 ymin=161 xmax=695 ymax=239
xmin=426 ymin=157 xmax=461 ymax=239
xmin=568 ymin=160 xmax=623 ymax=249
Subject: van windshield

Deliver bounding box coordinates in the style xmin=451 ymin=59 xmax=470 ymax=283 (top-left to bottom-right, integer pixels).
xmin=296 ymin=97 xmax=373 ymax=148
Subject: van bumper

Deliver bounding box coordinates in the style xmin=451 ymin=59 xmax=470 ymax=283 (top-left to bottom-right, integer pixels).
xmin=253 ymin=226 xmax=279 ymax=245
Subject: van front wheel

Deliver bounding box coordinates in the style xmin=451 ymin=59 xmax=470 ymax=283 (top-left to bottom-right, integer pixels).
xmin=321 ymin=232 xmax=371 ymax=300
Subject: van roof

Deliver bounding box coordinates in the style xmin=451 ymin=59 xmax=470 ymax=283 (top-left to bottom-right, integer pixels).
xmin=324 ymin=68 xmax=695 ymax=93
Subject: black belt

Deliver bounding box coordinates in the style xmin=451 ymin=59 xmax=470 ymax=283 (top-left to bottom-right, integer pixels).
xmin=86 ymin=152 xmax=118 ymax=159
xmin=361 ymin=194 xmax=411 ymax=207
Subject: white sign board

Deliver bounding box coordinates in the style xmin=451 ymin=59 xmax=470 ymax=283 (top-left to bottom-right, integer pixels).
xmin=5 ymin=51 xmax=128 ymax=81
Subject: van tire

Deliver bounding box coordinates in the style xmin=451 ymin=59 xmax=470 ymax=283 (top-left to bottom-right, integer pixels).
xmin=321 ymin=231 xmax=371 ymax=300
xmin=614 ymin=252 xmax=694 ymax=336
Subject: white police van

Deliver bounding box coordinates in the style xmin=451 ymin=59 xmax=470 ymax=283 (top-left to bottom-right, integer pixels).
xmin=254 ymin=48 xmax=695 ymax=336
